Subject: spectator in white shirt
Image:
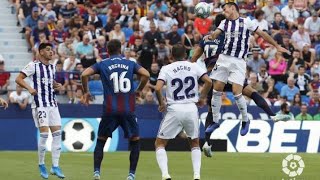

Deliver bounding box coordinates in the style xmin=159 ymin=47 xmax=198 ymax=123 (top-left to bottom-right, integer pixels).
xmin=9 ymin=85 xmax=29 ymax=110
xmin=252 ymin=10 xmax=269 ymax=31
xmin=304 ymin=12 xmax=320 ymax=42
xmin=157 ymin=11 xmax=178 ymax=34
xmin=139 ymin=10 xmax=158 ymax=34
xmin=291 ymin=25 xmax=311 ymax=50
xmin=41 ymin=3 xmax=57 ymax=22
xmin=262 ymin=0 xmax=280 ymax=24
xmin=63 ymin=54 xmax=80 ymax=71
xmin=281 ymin=0 xmax=299 ymax=29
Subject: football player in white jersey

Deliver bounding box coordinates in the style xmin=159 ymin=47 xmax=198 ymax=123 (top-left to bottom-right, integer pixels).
xmin=15 ymin=43 xmax=65 ymax=179
xmin=204 ymin=2 xmax=290 ymax=138
xmin=154 ymin=44 xmax=212 ymax=180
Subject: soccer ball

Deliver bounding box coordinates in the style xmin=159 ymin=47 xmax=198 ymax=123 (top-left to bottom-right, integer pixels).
xmin=62 ymin=119 xmax=95 ymax=152
xmin=195 ymin=2 xmax=212 ymax=19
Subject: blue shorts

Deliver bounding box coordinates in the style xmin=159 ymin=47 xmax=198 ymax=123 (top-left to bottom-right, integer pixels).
xmin=98 ymin=112 xmax=139 ymax=138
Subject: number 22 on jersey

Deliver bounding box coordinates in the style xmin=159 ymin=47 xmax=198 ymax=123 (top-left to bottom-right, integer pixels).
xmin=171 ymin=76 xmax=195 ymax=100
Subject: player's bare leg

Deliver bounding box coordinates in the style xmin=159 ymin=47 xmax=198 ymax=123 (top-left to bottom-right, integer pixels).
xmin=127 ymin=136 xmax=140 ymax=180
xmin=38 ymin=126 xmax=49 ymax=179
xmin=232 ymin=83 xmax=250 ymax=136
xmin=189 ymin=138 xmax=201 ymax=180
xmin=49 ymin=126 xmax=65 ymax=179
xmin=155 ymin=138 xmax=171 ymax=180
xmin=93 ymin=136 xmax=108 ymax=180
xmin=242 ymin=85 xmax=291 ymax=122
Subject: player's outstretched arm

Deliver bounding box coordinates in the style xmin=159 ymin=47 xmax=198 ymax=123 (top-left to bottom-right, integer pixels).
xmin=191 ymin=46 xmax=204 ymax=63
xmin=255 ymin=29 xmax=291 ymax=55
xmin=15 ymin=73 xmax=37 ymax=96
xmin=204 ymin=29 xmax=222 ymax=41
xmin=0 ymin=98 xmax=8 ymax=109
xmin=81 ymin=67 xmax=95 ymax=105
xmin=136 ymin=67 xmax=150 ymax=92
xmin=199 ymin=74 xmax=212 ymax=99
xmin=155 ymin=80 xmax=166 ymax=112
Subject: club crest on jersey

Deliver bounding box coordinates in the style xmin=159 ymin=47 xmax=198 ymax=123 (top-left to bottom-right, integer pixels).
xmin=239 ymin=22 xmax=244 ymax=27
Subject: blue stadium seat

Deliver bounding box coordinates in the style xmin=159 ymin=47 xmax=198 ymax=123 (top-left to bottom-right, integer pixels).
xmin=122 ymin=27 xmax=134 ymax=42
xmin=177 ymin=28 xmax=185 ymax=36
xmin=98 ymin=14 xmax=108 ymax=27
xmin=301 ymin=95 xmax=310 ymax=104
xmin=315 ymin=44 xmax=320 ymax=59
xmin=89 ymin=80 xmax=103 ymax=96
xmin=226 ymin=92 xmax=235 ymax=103
xmin=275 ymin=82 xmax=286 ymax=93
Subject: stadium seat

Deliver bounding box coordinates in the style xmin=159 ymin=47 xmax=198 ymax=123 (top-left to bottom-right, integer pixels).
xmin=275 ymin=82 xmax=286 ymax=93
xmin=98 ymin=14 xmax=108 ymax=27
xmin=122 ymin=27 xmax=134 ymax=42
xmin=89 ymin=80 xmax=103 ymax=96
xmin=177 ymin=28 xmax=185 ymax=36
xmin=226 ymin=92 xmax=235 ymax=103
xmin=315 ymin=44 xmax=320 ymax=60
xmin=301 ymin=95 xmax=310 ymax=104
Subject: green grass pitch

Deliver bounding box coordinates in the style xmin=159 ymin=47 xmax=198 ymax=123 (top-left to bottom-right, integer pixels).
xmin=0 ymin=151 xmax=319 ymax=180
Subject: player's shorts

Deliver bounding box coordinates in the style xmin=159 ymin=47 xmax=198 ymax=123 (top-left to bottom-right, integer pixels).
xmin=32 ymin=107 xmax=61 ymax=128
xmin=210 ymin=54 xmax=246 ymax=85
xmin=99 ymin=112 xmax=139 ymax=138
xmin=157 ymin=103 xmax=199 ymax=140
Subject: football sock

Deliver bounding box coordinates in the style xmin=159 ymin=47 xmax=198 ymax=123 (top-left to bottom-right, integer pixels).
xmin=191 ymin=147 xmax=201 ymax=177
xmin=235 ymin=94 xmax=248 ymax=122
xmin=156 ymin=147 xmax=169 ymax=177
xmin=205 ymin=112 xmax=213 ymax=146
xmin=38 ymin=132 xmax=48 ymax=165
xmin=251 ymin=92 xmax=276 ymax=116
xmin=129 ymin=140 xmax=140 ymax=175
xmin=211 ymin=90 xmax=222 ymax=123
xmin=94 ymin=139 xmax=106 ymax=172
xmin=52 ymin=130 xmax=62 ymax=167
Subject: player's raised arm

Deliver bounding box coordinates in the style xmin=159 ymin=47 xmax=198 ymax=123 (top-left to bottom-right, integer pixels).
xmin=255 ymin=29 xmax=291 ymax=54
xmin=199 ymin=74 xmax=212 ymax=99
xmin=15 ymin=72 xmax=37 ymax=96
xmin=135 ymin=67 xmax=150 ymax=92
xmin=191 ymin=46 xmax=204 ymax=63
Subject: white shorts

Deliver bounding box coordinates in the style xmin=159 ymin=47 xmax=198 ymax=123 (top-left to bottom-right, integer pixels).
xmin=157 ymin=103 xmax=199 ymax=140
xmin=32 ymin=107 xmax=62 ymax=128
xmin=210 ymin=54 xmax=246 ymax=85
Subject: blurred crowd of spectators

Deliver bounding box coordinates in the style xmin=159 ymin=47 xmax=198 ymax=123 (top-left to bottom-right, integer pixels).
xmin=0 ymin=0 xmax=320 ymax=119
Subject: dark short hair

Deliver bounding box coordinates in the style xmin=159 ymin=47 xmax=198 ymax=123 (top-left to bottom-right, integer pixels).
xmin=107 ymin=39 xmax=121 ymax=56
xmin=298 ymin=66 xmax=305 ymax=70
xmin=38 ymin=43 xmax=52 ymax=52
xmin=171 ymin=44 xmax=186 ymax=61
xmin=215 ymin=14 xmax=226 ymax=27
xmin=56 ymin=60 xmax=63 ymax=65
xmin=274 ymin=12 xmax=282 ymax=17
xmin=222 ymin=2 xmax=239 ymax=12
xmin=254 ymin=10 xmax=264 ymax=19
xmin=280 ymin=102 xmax=288 ymax=111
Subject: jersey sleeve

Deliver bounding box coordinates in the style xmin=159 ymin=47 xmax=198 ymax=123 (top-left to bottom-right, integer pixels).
xmin=246 ymin=18 xmax=259 ymax=32
xmin=91 ymin=62 xmax=101 ymax=74
xmin=199 ymin=38 xmax=205 ymax=50
xmin=21 ymin=62 xmax=35 ymax=77
xmin=133 ymin=62 xmax=142 ymax=74
xmin=217 ymin=19 xmax=227 ymax=32
xmin=194 ymin=63 xmax=207 ymax=80
xmin=157 ymin=67 xmax=167 ymax=83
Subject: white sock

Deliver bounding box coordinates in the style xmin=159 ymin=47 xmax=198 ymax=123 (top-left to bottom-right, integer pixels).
xmin=191 ymin=147 xmax=201 ymax=177
xmin=211 ymin=90 xmax=222 ymax=123
xmin=51 ymin=130 xmax=62 ymax=167
xmin=156 ymin=147 xmax=169 ymax=177
xmin=235 ymin=94 xmax=248 ymax=122
xmin=38 ymin=132 xmax=48 ymax=165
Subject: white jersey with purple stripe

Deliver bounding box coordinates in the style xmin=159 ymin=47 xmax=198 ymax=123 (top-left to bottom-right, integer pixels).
xmin=218 ymin=17 xmax=258 ymax=59
xmin=21 ymin=61 xmax=57 ymax=108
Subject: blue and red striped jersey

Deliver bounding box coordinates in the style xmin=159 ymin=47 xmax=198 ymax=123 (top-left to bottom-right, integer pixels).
xmin=91 ymin=55 xmax=141 ymax=114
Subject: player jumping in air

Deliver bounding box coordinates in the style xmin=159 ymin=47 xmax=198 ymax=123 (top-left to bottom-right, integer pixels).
xmin=15 ymin=43 xmax=65 ymax=179
xmin=154 ymin=44 xmax=212 ymax=180
xmin=192 ymin=14 xmax=291 ymax=157
xmin=81 ymin=39 xmax=150 ymax=180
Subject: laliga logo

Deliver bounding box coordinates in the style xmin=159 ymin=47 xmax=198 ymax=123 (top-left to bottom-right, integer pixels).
xmin=282 ymin=154 xmax=305 ymax=177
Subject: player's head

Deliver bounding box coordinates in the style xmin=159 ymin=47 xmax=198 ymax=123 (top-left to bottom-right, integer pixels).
xmin=171 ymin=44 xmax=186 ymax=61
xmin=107 ymin=39 xmax=121 ymax=56
xmin=38 ymin=43 xmax=53 ymax=60
xmin=215 ymin=14 xmax=226 ymax=28
xmin=222 ymin=2 xmax=239 ymax=18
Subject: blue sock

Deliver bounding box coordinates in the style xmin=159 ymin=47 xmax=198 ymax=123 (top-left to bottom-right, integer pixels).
xmin=251 ymin=92 xmax=276 ymax=116
xmin=129 ymin=140 xmax=140 ymax=175
xmin=205 ymin=112 xmax=213 ymax=146
xmin=94 ymin=139 xmax=106 ymax=172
